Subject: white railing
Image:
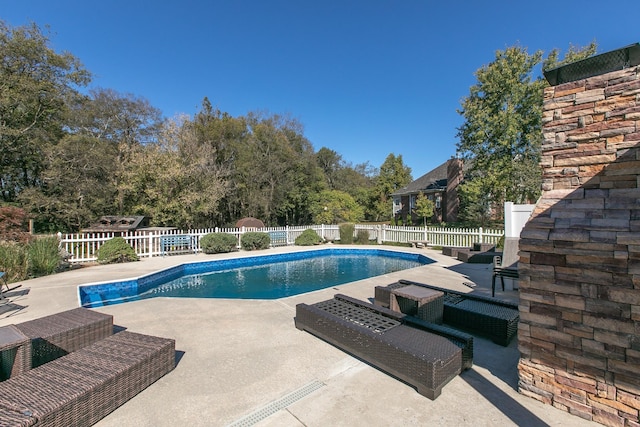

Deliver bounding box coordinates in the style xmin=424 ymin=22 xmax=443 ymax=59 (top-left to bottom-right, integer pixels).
xmin=58 ymin=225 xmax=503 ymax=263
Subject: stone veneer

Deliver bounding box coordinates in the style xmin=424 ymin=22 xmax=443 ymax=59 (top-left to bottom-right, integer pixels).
xmin=518 ymin=66 xmax=640 ymax=426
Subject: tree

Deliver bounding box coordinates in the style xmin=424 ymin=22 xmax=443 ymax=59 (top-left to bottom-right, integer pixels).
xmin=0 ymin=21 xmax=90 ymax=202
xmin=309 ymin=190 xmax=364 ymax=224
xmin=456 ymin=43 xmax=596 ymax=223
xmin=118 ymin=116 xmax=229 ymax=229
xmin=18 ymin=135 xmax=116 ymax=232
xmin=413 ymin=192 xmax=435 ymax=226
xmin=369 ymin=154 xmax=412 ymax=221
xmin=18 ymin=134 xmax=117 ymax=232
xmin=68 ymin=88 xmax=165 ymax=213
xmin=543 ymin=41 xmax=597 ymax=71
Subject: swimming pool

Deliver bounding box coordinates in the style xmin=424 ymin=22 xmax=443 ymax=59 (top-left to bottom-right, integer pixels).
xmin=78 ymin=248 xmax=433 ymax=308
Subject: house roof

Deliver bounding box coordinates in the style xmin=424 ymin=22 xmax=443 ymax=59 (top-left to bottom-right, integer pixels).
xmin=82 ymin=216 xmax=149 ymax=233
xmin=392 ymin=160 xmax=450 ymax=196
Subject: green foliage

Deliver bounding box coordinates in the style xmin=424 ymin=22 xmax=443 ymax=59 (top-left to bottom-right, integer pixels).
xmin=310 ymin=190 xmax=364 ymax=224
xmin=457 ymin=176 xmax=495 ymax=226
xmin=543 ymin=41 xmax=598 ymax=71
xmin=457 ymin=43 xmax=597 ymax=223
xmin=295 ymin=229 xmax=323 ymax=246
xmin=457 ymin=45 xmax=545 ymax=212
xmin=0 ymin=21 xmax=90 ymax=204
xmin=200 ymin=233 xmax=238 ymax=254
xmin=27 ymin=236 xmax=61 ymax=277
xmin=355 ymin=229 xmax=370 ymax=244
xmin=339 ymin=223 xmax=355 ymax=244
xmin=0 ymin=242 xmax=28 ymax=282
xmin=240 ymin=232 xmax=270 ymax=251
xmin=414 ymin=193 xmax=435 ymax=226
xmin=18 ymin=134 xmax=118 ymax=233
xmin=96 ymin=237 xmax=139 ymax=264
xmin=369 ymin=154 xmax=412 ymax=222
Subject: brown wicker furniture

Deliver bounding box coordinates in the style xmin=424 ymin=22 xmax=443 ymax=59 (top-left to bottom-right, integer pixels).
xmin=0 ymin=330 xmax=175 ymax=427
xmin=14 ymin=308 xmax=113 ymax=368
xmin=376 ymin=280 xmax=519 ymax=346
xmin=0 ymin=325 xmax=31 ymax=380
xmin=389 ymin=285 xmax=444 ymax=324
xmin=334 ymin=294 xmax=474 ymax=371
xmin=295 ymin=295 xmax=464 ymax=400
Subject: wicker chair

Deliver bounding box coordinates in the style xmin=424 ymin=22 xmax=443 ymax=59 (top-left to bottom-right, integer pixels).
xmin=492 ymin=237 xmax=520 ymax=297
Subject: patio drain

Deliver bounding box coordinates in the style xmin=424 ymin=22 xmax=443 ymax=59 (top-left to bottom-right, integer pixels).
xmin=227 ymin=380 xmax=325 ymax=427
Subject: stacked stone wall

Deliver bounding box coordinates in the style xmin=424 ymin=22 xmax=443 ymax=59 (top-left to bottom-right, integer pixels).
xmin=518 ymin=66 xmax=640 ymax=426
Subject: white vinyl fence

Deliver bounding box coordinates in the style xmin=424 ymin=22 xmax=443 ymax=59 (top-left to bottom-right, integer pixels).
xmin=58 ymin=225 xmax=503 ymax=263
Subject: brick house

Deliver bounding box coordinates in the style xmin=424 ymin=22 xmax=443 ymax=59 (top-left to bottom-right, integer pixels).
xmin=391 ymin=158 xmax=466 ymax=224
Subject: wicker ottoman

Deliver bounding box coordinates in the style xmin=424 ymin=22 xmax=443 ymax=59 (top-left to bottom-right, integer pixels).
xmin=15 ymin=307 xmax=114 ymax=368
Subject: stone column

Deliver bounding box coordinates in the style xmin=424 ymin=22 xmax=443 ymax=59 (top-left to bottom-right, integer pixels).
xmin=518 ymin=66 xmax=640 ymax=426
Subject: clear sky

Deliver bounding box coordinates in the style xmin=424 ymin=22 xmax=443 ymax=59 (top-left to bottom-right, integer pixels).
xmin=2 ymin=1 xmax=638 ymax=178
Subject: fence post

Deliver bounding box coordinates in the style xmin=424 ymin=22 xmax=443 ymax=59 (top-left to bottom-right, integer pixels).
xmin=479 ymin=227 xmax=484 ymax=243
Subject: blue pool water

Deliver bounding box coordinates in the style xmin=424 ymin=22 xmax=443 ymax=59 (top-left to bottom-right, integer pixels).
xmin=79 ymin=248 xmax=433 ymax=308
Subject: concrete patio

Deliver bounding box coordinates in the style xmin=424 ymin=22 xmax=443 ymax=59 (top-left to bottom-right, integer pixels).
xmin=0 ymin=246 xmax=597 ymax=426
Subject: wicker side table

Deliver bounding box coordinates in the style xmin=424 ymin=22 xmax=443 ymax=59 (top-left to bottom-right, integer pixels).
xmin=0 ymin=325 xmax=31 ymax=380
xmin=390 ymin=285 xmax=444 ymax=324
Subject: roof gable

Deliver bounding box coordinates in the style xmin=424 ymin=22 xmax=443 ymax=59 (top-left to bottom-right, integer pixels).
xmin=392 ymin=160 xmax=450 ymax=196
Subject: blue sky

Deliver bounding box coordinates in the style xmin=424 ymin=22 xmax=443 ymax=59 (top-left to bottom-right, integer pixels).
xmin=2 ymin=1 xmax=638 ymax=178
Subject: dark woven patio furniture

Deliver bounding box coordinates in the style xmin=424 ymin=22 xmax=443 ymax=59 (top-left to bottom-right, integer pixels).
xmin=295 ymin=295 xmax=463 ymax=400
xmin=491 ymin=237 xmax=521 ymax=297
xmin=0 ymin=330 xmax=175 ymax=427
xmin=14 ymin=308 xmax=113 ymax=368
xmin=375 ymin=280 xmax=519 ymax=346
xmin=0 ymin=325 xmax=31 ymax=380
xmin=334 ymin=294 xmax=473 ymax=370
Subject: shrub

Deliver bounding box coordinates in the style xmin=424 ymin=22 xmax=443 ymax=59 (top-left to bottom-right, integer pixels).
xmin=200 ymin=233 xmax=238 ymax=254
xmin=241 ymin=232 xmax=270 ymax=251
xmin=295 ymin=229 xmax=323 ymax=246
xmin=0 ymin=206 xmax=32 ymax=243
xmin=96 ymin=237 xmax=139 ymax=264
xmin=28 ymin=236 xmax=61 ymax=277
xmin=355 ymin=229 xmax=370 ymax=245
xmin=339 ymin=223 xmax=355 ymax=244
xmin=0 ymin=242 xmax=28 ymax=282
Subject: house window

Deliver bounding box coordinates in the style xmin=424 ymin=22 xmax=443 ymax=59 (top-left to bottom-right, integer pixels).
xmin=435 ymin=195 xmax=441 ymax=209
xmin=393 ymin=197 xmax=402 ymax=213
xmin=410 ymin=195 xmax=416 ymax=209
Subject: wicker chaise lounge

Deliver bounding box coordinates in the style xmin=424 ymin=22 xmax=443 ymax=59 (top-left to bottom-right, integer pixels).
xmin=0 ymin=330 xmax=175 ymax=427
xmin=334 ymin=294 xmax=474 ymax=370
xmin=295 ymin=294 xmax=465 ymax=400
xmin=375 ymin=280 xmax=519 ymax=346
